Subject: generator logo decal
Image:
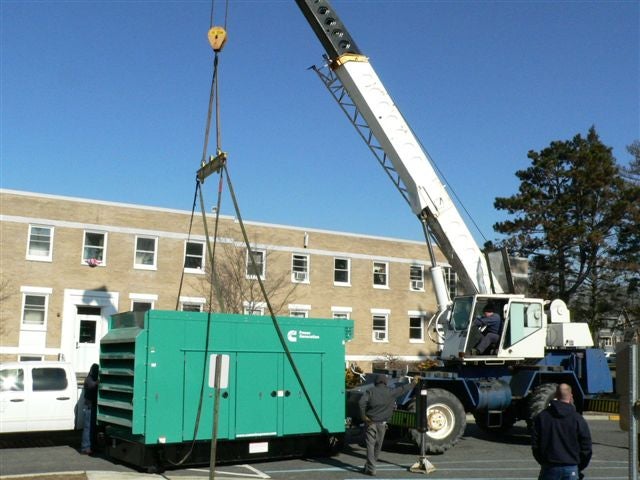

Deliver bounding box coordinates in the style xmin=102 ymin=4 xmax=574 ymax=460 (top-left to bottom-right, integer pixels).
xmin=287 ymin=329 xmax=320 ymax=342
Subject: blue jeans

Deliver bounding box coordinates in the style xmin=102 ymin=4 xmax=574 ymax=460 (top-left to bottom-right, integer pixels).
xmin=81 ymin=405 xmax=92 ymax=452
xmin=538 ymin=465 xmax=579 ymax=480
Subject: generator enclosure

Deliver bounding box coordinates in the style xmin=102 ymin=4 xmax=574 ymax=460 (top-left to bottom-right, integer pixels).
xmin=98 ymin=310 xmax=353 ymax=469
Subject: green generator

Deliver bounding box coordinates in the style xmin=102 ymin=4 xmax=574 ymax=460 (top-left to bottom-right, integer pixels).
xmin=97 ymin=310 xmax=353 ymax=471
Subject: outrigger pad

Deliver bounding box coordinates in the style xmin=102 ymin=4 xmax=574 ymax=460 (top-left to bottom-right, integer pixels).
xmin=409 ymin=457 xmax=436 ymax=474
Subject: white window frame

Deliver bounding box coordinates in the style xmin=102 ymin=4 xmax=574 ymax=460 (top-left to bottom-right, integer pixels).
xmin=243 ymin=301 xmax=266 ymax=316
xmin=331 ymin=306 xmax=352 ymax=320
xmin=246 ymin=249 xmax=266 ymax=280
xmin=184 ymin=240 xmax=206 ymax=274
xmin=408 ymin=310 xmax=427 ymax=343
xmin=82 ymin=230 xmax=107 ymax=266
xmin=180 ymin=296 xmax=206 ymax=312
xmin=371 ymin=308 xmax=390 ymax=343
xmin=26 ymin=225 xmax=54 ymax=262
xmin=410 ymin=265 xmax=425 ymax=291
xmin=373 ymin=261 xmax=389 ymax=289
xmin=443 ymin=266 xmax=457 ymax=297
xmin=133 ymin=235 xmax=158 ymax=270
xmin=333 ymin=257 xmax=351 ymax=286
xmin=291 ymin=254 xmax=310 ymax=283
xmin=20 ymin=286 xmax=52 ymax=332
xmin=129 ymin=293 xmax=157 ymax=312
xmin=288 ymin=304 xmax=311 ymax=318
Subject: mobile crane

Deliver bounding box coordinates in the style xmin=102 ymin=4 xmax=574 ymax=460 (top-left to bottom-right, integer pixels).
xmin=296 ymin=0 xmax=613 ymax=453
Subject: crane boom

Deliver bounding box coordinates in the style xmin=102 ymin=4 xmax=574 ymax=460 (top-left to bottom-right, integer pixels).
xmin=295 ymin=0 xmax=496 ymax=295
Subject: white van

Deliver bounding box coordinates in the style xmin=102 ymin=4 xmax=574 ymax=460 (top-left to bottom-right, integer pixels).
xmin=0 ymin=361 xmax=82 ymax=433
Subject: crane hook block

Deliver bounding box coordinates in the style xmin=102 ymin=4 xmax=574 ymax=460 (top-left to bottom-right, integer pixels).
xmin=208 ymin=27 xmax=227 ymax=52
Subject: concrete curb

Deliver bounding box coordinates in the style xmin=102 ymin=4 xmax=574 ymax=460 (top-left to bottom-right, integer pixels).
xmin=0 ymin=473 xmax=210 ymax=480
xmin=465 ymin=413 xmax=618 ymax=422
xmin=0 ymin=471 xmax=265 ymax=480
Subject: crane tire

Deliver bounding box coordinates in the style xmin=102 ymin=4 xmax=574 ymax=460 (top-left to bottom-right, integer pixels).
xmin=409 ymin=388 xmax=466 ymax=454
xmin=526 ymin=382 xmax=558 ymax=429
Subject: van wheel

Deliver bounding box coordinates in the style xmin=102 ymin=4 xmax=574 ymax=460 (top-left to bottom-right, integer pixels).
xmin=409 ymin=388 xmax=466 ymax=454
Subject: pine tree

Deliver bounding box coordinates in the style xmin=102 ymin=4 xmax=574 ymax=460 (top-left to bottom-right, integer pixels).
xmin=493 ymin=127 xmax=631 ymax=309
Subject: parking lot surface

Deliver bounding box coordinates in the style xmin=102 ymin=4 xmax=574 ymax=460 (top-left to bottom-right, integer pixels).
xmin=0 ymin=416 xmax=632 ymax=480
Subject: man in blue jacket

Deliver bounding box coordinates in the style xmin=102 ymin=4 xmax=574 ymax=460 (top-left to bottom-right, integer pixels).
xmin=531 ymin=383 xmax=592 ymax=480
xmin=471 ymin=303 xmax=502 ymax=355
xmin=358 ymin=374 xmax=417 ymax=476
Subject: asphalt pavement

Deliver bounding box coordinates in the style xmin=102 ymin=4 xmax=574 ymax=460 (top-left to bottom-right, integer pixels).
xmin=0 ymin=414 xmax=628 ymax=480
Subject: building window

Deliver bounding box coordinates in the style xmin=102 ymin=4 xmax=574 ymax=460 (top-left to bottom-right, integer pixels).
xmin=408 ymin=311 xmax=426 ymax=343
xmin=372 ymin=313 xmax=389 ymax=342
xmin=130 ymin=293 xmax=157 ymax=312
xmin=331 ymin=306 xmax=352 ymax=320
xmin=243 ymin=301 xmax=266 ymax=316
xmin=289 ymin=304 xmax=311 ymax=318
xmin=184 ymin=241 xmax=205 ymax=273
xmin=132 ymin=301 xmax=152 ymax=312
xmin=180 ymin=296 xmax=205 ymax=312
xmin=373 ymin=261 xmax=389 ymax=288
xmin=20 ymin=287 xmax=52 ymax=331
xmin=410 ymin=265 xmax=424 ymax=291
xmin=443 ymin=267 xmax=457 ymax=297
xmin=182 ymin=303 xmax=203 ymax=312
xmin=246 ymin=249 xmax=266 ymax=279
xmin=26 ymin=225 xmax=53 ymax=262
xmin=334 ymin=258 xmax=350 ymax=285
xmin=82 ymin=231 xmax=106 ymax=266
xmin=134 ymin=236 xmax=157 ymax=270
xmin=18 ymin=355 xmax=43 ymax=362
xmin=291 ymin=254 xmax=309 ymax=283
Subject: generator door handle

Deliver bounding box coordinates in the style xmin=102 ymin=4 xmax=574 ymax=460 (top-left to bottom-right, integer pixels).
xmin=10 ymin=398 xmax=24 ymax=403
xmin=284 ymin=390 xmax=291 ymax=397
xmin=271 ymin=391 xmax=277 ymax=397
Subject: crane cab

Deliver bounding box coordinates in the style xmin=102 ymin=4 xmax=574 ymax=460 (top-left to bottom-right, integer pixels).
xmin=439 ymin=295 xmax=588 ymax=362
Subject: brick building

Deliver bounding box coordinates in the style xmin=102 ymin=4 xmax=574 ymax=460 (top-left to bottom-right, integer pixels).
xmin=0 ymin=189 xmax=457 ymax=374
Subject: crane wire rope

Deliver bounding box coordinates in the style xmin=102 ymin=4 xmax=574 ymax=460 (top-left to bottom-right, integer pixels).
xmin=173 ymin=0 xmax=329 ymax=465
xmin=168 ymin=0 xmax=228 ymax=467
xmin=220 ymin=161 xmax=329 ymax=436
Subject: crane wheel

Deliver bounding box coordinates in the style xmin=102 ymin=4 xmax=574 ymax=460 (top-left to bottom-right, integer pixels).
xmin=526 ymin=382 xmax=558 ymax=430
xmin=409 ymin=388 xmax=466 ymax=454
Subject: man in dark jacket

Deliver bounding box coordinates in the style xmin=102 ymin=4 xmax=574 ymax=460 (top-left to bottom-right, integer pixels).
xmin=358 ymin=374 xmax=417 ymax=476
xmin=471 ymin=303 xmax=502 ymax=355
xmin=80 ymin=363 xmax=99 ymax=455
xmin=531 ymin=383 xmax=592 ymax=480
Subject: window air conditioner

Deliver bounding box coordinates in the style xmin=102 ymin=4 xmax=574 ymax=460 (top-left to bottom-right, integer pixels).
xmin=294 ymin=271 xmax=307 ymax=282
xmin=374 ymin=331 xmax=386 ymax=341
xmin=411 ymin=280 xmax=424 ymax=290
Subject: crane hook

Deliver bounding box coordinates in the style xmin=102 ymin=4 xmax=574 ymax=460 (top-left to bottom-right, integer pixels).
xmin=208 ymin=27 xmax=227 ymax=52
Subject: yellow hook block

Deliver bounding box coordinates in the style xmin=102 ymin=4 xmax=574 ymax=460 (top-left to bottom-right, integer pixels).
xmin=208 ymin=27 xmax=227 ymax=52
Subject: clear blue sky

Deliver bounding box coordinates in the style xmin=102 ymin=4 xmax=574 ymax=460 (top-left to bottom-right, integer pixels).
xmin=2 ymin=0 xmax=638 ymax=244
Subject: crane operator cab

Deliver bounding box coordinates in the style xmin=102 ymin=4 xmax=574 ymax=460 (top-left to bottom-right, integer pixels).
xmin=439 ymin=295 xmax=554 ymax=361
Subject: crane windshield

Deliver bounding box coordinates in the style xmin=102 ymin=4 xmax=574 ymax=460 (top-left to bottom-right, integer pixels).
xmin=450 ymin=297 xmax=474 ymax=331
